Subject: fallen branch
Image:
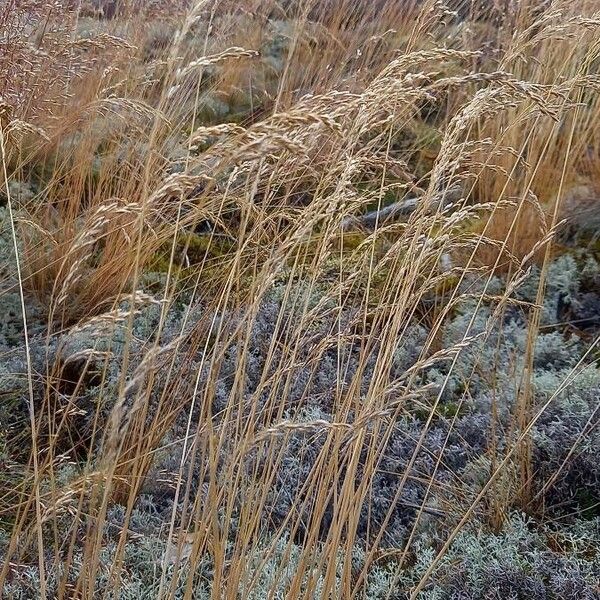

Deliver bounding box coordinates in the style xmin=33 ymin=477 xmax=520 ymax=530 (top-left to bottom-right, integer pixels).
xmin=341 ymin=184 xmax=463 ymax=231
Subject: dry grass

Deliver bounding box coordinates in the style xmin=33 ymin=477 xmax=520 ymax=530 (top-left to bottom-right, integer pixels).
xmin=0 ymin=1 xmax=599 ymax=598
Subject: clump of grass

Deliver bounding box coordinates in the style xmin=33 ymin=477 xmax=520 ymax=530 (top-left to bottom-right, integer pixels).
xmin=1 ymin=1 xmax=600 ymax=599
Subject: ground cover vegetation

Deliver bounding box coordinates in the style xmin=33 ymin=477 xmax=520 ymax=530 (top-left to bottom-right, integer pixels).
xmin=0 ymin=0 xmax=600 ymax=598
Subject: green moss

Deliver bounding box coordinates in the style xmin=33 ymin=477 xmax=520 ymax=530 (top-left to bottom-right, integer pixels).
xmin=147 ymin=251 xmax=181 ymax=275
xmin=434 ymin=273 xmax=461 ymax=296
xmin=179 ymin=232 xmax=234 ymax=261
xmin=336 ymin=230 xmax=368 ymax=251
xmin=148 ymin=232 xmax=235 ymax=273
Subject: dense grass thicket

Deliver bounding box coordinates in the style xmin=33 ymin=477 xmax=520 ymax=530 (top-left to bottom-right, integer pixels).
xmin=1 ymin=1 xmax=599 ymax=598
